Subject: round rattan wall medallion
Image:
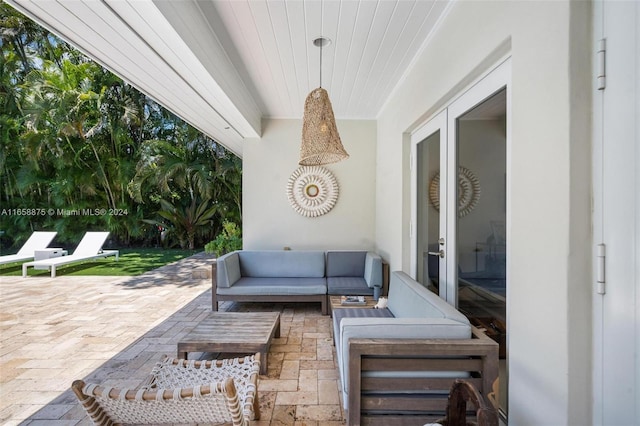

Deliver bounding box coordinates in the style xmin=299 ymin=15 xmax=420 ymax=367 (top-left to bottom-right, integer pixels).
xmin=287 ymin=166 xmax=339 ymax=217
xmin=429 ymin=166 xmax=481 ymax=218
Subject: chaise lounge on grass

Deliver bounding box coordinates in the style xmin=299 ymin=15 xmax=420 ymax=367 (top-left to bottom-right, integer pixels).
xmin=0 ymin=231 xmax=57 ymax=266
xmin=22 ymin=231 xmax=118 ymax=278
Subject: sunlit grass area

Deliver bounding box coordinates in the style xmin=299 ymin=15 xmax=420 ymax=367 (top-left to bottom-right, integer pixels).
xmin=0 ymin=248 xmax=200 ymax=277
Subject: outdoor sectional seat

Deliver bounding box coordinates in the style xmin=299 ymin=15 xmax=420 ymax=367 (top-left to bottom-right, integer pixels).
xmin=333 ymin=270 xmax=499 ymax=424
xmin=22 ymin=231 xmax=118 ymax=278
xmin=326 ymin=250 xmax=383 ymax=297
xmin=0 ymin=231 xmax=57 ymax=266
xmin=213 ymin=250 xmax=329 ymax=314
xmin=212 ymin=250 xmax=386 ymax=316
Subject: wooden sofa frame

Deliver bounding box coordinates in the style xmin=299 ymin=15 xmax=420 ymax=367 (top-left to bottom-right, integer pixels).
xmin=347 ymin=326 xmax=499 ymax=426
xmin=211 ymin=261 xmax=329 ymax=315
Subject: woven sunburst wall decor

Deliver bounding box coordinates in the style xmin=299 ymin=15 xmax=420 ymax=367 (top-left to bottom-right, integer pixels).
xmin=429 ymin=166 xmax=481 ymax=218
xmin=287 ymin=166 xmax=339 ymax=217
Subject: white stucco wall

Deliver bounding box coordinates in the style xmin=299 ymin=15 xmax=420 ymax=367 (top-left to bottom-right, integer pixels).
xmin=376 ymin=1 xmax=591 ymax=424
xmin=243 ymin=118 xmax=377 ymax=250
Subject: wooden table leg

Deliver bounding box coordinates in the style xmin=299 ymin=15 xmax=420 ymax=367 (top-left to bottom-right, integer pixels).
xmin=260 ymin=351 xmax=267 ymax=375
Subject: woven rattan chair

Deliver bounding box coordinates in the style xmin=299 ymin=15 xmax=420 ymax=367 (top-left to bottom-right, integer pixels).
xmin=72 ymin=353 xmax=260 ymax=426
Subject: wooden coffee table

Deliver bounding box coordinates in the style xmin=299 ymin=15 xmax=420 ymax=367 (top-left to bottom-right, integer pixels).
xmin=177 ymin=311 xmax=280 ymax=375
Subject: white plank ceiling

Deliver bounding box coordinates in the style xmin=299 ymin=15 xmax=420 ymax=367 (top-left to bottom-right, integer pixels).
xmin=7 ymin=0 xmax=452 ymax=156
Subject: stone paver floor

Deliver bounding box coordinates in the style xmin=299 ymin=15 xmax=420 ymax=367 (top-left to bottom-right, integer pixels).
xmin=0 ymin=253 xmax=344 ymax=425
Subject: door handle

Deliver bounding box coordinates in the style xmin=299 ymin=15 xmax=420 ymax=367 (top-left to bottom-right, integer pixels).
xmin=428 ymin=250 xmax=445 ymax=258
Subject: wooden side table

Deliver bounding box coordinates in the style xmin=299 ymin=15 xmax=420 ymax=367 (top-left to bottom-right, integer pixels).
xmin=329 ymin=295 xmax=377 ymax=317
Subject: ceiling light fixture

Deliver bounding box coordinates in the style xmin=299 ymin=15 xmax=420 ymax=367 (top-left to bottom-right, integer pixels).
xmin=299 ymin=37 xmax=349 ymax=166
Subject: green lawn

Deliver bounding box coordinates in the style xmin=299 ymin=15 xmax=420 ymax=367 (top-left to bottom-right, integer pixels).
xmin=0 ymin=248 xmax=200 ymax=277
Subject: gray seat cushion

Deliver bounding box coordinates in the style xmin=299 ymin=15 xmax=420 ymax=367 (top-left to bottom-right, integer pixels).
xmin=327 ymin=277 xmax=373 ymax=296
xmin=332 ymin=307 xmax=394 ymax=348
xmin=216 ymin=277 xmax=327 ymax=295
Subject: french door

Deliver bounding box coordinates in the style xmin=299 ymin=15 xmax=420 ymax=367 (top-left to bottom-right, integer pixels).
xmin=410 ymin=57 xmax=511 ymax=415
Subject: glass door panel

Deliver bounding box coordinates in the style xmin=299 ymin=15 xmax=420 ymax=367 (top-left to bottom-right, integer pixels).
xmin=453 ymin=88 xmax=508 ymax=415
xmin=411 ymin=110 xmax=447 ymax=293
xmin=455 ymin=89 xmax=506 ymax=314
xmin=416 ymin=131 xmax=442 ymax=294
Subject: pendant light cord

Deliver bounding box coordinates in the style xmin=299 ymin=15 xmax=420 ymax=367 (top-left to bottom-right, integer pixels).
xmin=319 ymin=40 xmax=323 ymax=88
xmin=319 ymin=0 xmax=323 ymax=88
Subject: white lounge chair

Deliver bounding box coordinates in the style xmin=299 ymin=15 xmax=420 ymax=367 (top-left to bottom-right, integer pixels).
xmin=0 ymin=231 xmax=57 ymax=266
xmin=22 ymin=231 xmax=118 ymax=278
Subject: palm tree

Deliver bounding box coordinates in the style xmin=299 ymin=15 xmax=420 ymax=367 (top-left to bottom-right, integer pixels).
xmin=2 ymin=4 xmax=242 ymax=248
xmin=151 ymin=197 xmax=218 ymax=250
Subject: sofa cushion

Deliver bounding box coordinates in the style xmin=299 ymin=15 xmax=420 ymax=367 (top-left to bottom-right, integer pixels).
xmin=388 ymin=271 xmax=470 ymax=325
xmin=327 ymin=277 xmax=373 ymax=296
xmin=332 ymin=308 xmax=393 ymax=348
xmin=238 ymin=251 xmax=325 ymax=278
xmin=216 ymin=277 xmax=327 ymax=295
xmin=216 ymin=252 xmax=241 ymax=288
xmin=326 ymin=251 xmax=366 ymax=277
xmin=364 ymin=252 xmax=383 ymax=287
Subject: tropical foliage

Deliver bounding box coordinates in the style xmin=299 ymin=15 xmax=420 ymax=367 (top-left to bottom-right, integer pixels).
xmin=204 ymin=220 xmax=243 ymax=256
xmin=0 ymin=3 xmax=242 ymax=250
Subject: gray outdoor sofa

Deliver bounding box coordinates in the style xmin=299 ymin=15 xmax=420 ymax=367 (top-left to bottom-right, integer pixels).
xmin=333 ymin=271 xmax=499 ymax=425
xmin=211 ymin=250 xmax=385 ymax=315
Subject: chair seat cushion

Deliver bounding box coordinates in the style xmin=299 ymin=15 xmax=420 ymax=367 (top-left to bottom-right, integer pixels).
xmin=332 ymin=307 xmax=394 ymax=348
xmin=327 ymin=277 xmax=373 ymax=295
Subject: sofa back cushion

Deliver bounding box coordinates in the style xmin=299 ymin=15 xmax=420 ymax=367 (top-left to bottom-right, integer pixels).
xmin=364 ymin=252 xmax=383 ymax=287
xmin=388 ymin=271 xmax=470 ymax=325
xmin=239 ymin=250 xmax=325 ymax=278
xmin=217 ymin=251 xmax=241 ymax=288
xmin=326 ymin=251 xmax=366 ymax=277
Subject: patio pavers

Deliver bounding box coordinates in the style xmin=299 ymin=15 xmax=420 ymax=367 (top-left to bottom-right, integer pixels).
xmin=0 ymin=253 xmax=345 ymax=425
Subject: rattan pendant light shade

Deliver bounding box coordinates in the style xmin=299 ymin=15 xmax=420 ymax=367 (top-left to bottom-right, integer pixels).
xmin=299 ymin=87 xmax=349 ymax=166
xmin=299 ymin=36 xmax=349 ymax=166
